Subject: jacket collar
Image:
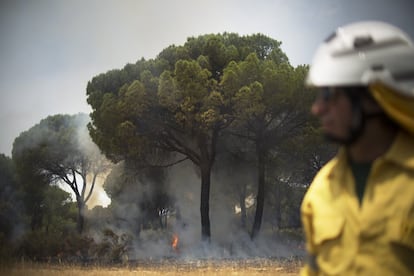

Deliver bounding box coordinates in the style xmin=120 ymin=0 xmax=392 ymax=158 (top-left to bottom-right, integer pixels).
xmin=383 ymin=131 xmax=414 ymax=170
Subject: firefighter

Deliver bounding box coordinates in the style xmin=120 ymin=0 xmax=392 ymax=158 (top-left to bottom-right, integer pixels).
xmin=301 ymin=21 xmax=414 ymax=275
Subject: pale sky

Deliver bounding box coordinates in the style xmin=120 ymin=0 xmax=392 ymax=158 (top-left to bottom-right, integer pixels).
xmin=1 ymin=0 xmax=413 ymax=157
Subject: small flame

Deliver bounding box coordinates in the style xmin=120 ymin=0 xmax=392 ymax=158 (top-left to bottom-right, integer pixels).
xmin=171 ymin=233 xmax=179 ymax=251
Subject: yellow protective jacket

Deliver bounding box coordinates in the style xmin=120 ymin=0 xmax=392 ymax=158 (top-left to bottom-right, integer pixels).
xmin=300 ymin=131 xmax=414 ymax=275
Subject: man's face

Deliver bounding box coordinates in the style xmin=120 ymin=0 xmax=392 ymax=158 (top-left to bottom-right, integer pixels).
xmin=311 ymin=87 xmax=354 ymax=143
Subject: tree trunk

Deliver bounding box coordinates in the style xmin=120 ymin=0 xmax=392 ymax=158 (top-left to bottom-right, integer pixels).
xmin=239 ymin=182 xmax=247 ymax=229
xmin=200 ymin=161 xmax=211 ymax=242
xmin=251 ymin=147 xmax=265 ymax=240
xmin=31 ymin=205 xmax=43 ymax=231
xmin=275 ymin=180 xmax=282 ymax=230
xmin=77 ymin=199 xmax=86 ymax=234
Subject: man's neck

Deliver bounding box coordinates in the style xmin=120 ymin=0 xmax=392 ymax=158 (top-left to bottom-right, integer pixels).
xmin=348 ymin=123 xmax=398 ymax=163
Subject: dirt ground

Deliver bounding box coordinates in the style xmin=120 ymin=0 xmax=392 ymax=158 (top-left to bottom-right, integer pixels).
xmin=1 ymin=259 xmax=302 ymax=276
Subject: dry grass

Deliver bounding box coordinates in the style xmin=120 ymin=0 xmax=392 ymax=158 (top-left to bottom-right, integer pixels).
xmin=1 ymin=259 xmax=301 ymax=276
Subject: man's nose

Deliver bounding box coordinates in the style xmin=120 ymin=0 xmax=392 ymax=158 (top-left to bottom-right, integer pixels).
xmin=311 ymin=98 xmax=327 ymax=116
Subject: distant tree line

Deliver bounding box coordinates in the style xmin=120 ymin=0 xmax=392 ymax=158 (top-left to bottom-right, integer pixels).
xmin=0 ymin=32 xmax=336 ymax=263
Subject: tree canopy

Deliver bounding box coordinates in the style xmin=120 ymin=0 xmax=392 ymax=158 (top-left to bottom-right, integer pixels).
xmin=86 ymin=32 xmax=317 ymax=241
xmin=12 ymin=113 xmax=110 ymax=233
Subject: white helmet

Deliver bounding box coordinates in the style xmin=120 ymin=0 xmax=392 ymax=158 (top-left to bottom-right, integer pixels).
xmin=307 ymin=21 xmax=414 ymax=97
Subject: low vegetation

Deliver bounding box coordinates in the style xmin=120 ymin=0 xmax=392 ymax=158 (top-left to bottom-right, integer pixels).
xmin=2 ymin=258 xmax=302 ymax=276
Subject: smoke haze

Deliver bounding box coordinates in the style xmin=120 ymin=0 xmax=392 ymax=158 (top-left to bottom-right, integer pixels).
xmin=96 ymin=159 xmax=304 ymax=260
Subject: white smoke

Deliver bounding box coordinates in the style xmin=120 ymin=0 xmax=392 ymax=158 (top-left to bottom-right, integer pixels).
xmin=111 ymin=159 xmax=306 ymax=260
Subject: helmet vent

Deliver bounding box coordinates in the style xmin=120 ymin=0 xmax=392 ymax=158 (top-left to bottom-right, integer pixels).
xmin=393 ymin=71 xmax=414 ymax=82
xmin=353 ymin=36 xmax=374 ymax=49
xmin=371 ymin=64 xmax=384 ymax=71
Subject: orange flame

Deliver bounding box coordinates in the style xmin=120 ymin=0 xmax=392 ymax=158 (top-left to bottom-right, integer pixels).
xmin=171 ymin=233 xmax=179 ymax=251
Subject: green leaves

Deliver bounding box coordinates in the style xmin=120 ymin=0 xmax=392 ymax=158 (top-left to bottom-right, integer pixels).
xmin=234 ymin=82 xmax=265 ymax=120
xmin=11 ymin=113 xmax=111 ymax=233
xmin=85 ymin=32 xmax=323 ymax=240
xmin=86 ymin=32 xmax=305 ymax=167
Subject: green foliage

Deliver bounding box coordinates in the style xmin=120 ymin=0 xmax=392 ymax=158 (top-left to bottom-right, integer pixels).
xmin=12 ymin=113 xmax=110 ymax=234
xmin=86 ymin=32 xmax=324 ymax=241
xmin=43 ymin=186 xmax=76 ymax=230
xmin=0 ymin=155 xmax=25 ymax=263
xmin=0 ymin=154 xmax=23 ymax=238
xmin=86 ymin=32 xmax=288 ymax=167
xmin=16 ymin=197 xmax=78 ymax=261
